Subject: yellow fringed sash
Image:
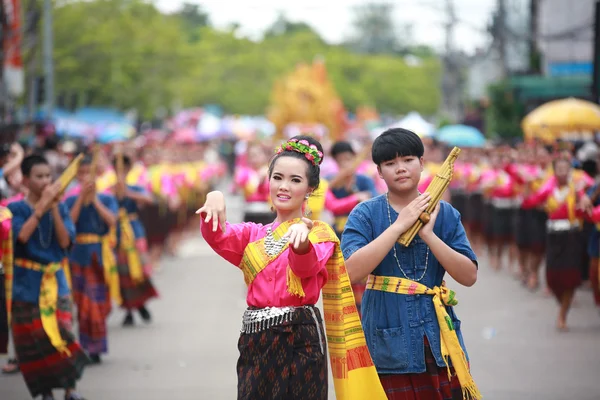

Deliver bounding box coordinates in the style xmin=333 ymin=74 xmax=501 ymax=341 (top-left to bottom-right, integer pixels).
xmin=1 ymin=208 xmax=13 ymax=325
xmin=239 ymin=219 xmax=388 ymax=400
xmin=545 ymin=183 xmax=579 ymax=224
xmin=15 ymin=258 xmax=71 ymax=356
xmin=76 ymin=232 xmax=121 ymax=305
xmin=118 ymin=208 xmax=144 ymax=284
xmin=366 ymin=275 xmax=482 ymax=400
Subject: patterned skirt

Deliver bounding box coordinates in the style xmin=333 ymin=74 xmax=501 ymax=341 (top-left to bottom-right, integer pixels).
xmin=236 ymin=306 xmax=328 ymax=400
xmin=378 ymin=338 xmax=463 ymax=400
xmin=0 ymin=274 xmax=7 ymax=354
xmin=465 ymin=193 xmax=483 ymax=231
xmin=12 ymin=298 xmax=89 ymax=398
xmin=70 ymin=256 xmax=111 ymax=355
xmin=490 ymin=206 xmax=515 ymax=241
xmin=546 ymin=229 xmax=584 ymax=299
xmin=117 ymin=238 xmax=159 ymax=310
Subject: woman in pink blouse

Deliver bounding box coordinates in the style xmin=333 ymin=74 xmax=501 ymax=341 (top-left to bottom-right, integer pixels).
xmin=197 ymin=135 xmax=383 ymax=400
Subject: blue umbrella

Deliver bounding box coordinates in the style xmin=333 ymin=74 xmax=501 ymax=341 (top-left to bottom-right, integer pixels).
xmin=436 ymin=124 xmax=486 ymax=148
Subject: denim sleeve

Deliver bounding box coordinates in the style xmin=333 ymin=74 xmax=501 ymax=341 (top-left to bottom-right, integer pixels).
xmin=341 ymin=204 xmax=373 ymax=260
xmin=446 ymin=206 xmax=478 ymax=266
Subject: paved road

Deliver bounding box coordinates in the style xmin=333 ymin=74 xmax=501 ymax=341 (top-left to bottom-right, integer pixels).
xmin=2 ymin=192 xmax=600 ymax=399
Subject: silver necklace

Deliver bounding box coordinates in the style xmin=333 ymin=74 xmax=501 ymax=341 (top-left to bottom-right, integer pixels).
xmin=264 ymin=227 xmax=289 ymax=256
xmin=385 ymin=192 xmax=429 ymax=282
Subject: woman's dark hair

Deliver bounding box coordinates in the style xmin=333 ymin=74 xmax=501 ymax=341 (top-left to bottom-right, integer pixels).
xmin=372 ymin=128 xmax=424 ymax=165
xmin=268 ymin=135 xmax=323 ymax=190
xmin=330 ymin=141 xmax=355 ymax=158
xmin=21 ymin=154 xmax=49 ymax=177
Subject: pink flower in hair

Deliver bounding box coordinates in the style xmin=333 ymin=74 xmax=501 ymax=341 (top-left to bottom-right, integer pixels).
xmin=305 ymin=153 xmax=315 ymax=162
xmin=317 ymin=151 xmax=323 ymax=158
xmin=309 ymin=144 xmax=317 ymax=150
xmin=299 ymin=140 xmax=309 ymax=146
xmin=286 ymin=144 xmax=293 ymax=150
xmin=290 ymin=138 xmax=299 ymax=143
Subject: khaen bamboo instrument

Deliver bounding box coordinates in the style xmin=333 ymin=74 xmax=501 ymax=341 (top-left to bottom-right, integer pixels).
xmin=328 ymin=144 xmax=372 ymax=190
xmin=85 ymin=146 xmax=100 ymax=205
xmin=57 ymin=153 xmax=84 ymax=194
xmin=397 ymin=147 xmax=461 ymax=247
xmin=115 ymin=145 xmax=125 ymax=198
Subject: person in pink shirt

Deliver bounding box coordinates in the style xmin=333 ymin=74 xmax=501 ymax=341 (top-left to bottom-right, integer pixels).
xmin=233 ymin=141 xmax=274 ymax=224
xmin=197 ymin=135 xmax=379 ymax=400
xmin=521 ymin=156 xmax=592 ymax=331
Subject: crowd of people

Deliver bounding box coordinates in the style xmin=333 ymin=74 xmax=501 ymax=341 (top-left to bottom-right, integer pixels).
xmin=1 ymin=125 xmax=599 ymax=400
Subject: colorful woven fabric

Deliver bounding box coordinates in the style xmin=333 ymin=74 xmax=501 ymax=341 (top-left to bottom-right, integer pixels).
xmin=366 ymin=275 xmax=481 ymax=400
xmin=239 ymin=218 xmax=387 ymax=400
xmin=76 ymin=232 xmax=121 ymax=305
xmin=379 ymin=338 xmax=463 ymax=400
xmin=117 ymin=238 xmax=158 ymax=310
xmin=118 ymin=208 xmax=144 ymax=284
xmin=237 ymin=306 xmax=328 ymax=400
xmin=70 ymin=259 xmax=110 ymax=354
xmin=12 ymin=298 xmax=88 ymax=397
xmin=15 ymin=258 xmax=71 ymax=356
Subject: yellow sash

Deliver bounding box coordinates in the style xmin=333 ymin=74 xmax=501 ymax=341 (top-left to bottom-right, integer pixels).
xmin=239 ymin=219 xmax=387 ymax=400
xmin=366 ymin=275 xmax=482 ymax=400
xmin=545 ymin=183 xmax=579 ymax=224
xmin=118 ymin=208 xmax=144 ymax=284
xmin=76 ymin=232 xmax=122 ymax=305
xmin=1 ymin=208 xmax=13 ymax=324
xmin=16 ymin=258 xmax=71 ymax=356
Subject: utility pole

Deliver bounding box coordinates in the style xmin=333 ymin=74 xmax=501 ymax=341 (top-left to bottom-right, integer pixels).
xmin=441 ymin=0 xmax=462 ymax=122
xmin=42 ymin=0 xmax=54 ymax=116
xmin=497 ymin=0 xmax=508 ymax=78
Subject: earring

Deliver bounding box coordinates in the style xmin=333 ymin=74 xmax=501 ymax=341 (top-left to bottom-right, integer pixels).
xmin=305 ymin=194 xmax=310 ymax=199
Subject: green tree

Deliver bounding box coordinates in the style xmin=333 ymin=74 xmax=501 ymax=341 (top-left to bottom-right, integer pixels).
xmin=172 ymin=2 xmax=210 ymax=42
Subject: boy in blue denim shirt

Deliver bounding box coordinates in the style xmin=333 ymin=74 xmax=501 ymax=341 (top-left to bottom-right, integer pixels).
xmin=341 ymin=128 xmax=480 ymax=400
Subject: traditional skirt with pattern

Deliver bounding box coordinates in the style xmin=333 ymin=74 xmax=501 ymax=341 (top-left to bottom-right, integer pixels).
xmin=490 ymin=206 xmax=514 ymax=241
xmin=528 ymin=209 xmax=547 ymax=253
xmin=513 ymin=208 xmax=531 ymax=249
xmin=546 ymin=228 xmax=584 ymax=299
xmin=11 ymin=298 xmax=89 ymax=398
xmin=0 ymin=274 xmax=7 ymax=354
xmin=70 ymin=255 xmax=111 ymax=355
xmin=449 ymin=190 xmax=467 ymax=221
xmin=117 ymin=238 xmax=159 ymax=310
xmin=236 ymin=305 xmax=327 ymax=400
xmin=482 ymin=201 xmax=494 ymax=239
xmin=465 ymin=193 xmax=484 ymax=231
xmin=378 ymin=337 xmax=463 ymax=400
xmin=140 ymin=203 xmax=170 ymax=247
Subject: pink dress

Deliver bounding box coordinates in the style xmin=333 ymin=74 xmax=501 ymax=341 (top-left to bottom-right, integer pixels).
xmin=200 ymin=219 xmax=335 ymax=308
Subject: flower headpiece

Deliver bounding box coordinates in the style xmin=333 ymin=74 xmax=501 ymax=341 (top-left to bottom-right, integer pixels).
xmin=276 ymin=138 xmax=324 ymax=166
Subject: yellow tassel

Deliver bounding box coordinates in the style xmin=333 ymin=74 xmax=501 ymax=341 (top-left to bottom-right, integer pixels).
xmin=286 ymin=267 xmax=305 ymax=297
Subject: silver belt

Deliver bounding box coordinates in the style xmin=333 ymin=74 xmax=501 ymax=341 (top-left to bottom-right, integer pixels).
xmin=547 ymin=219 xmax=580 ymax=232
xmin=240 ymin=305 xmax=324 ymax=354
xmin=0 ymin=261 xmax=4 ymax=275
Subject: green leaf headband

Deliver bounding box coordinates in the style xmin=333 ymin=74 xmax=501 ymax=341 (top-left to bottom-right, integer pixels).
xmin=276 ymin=138 xmax=324 ymax=166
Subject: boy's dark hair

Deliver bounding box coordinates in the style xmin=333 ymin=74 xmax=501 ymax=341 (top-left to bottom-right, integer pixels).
xmin=330 ymin=141 xmax=355 ymax=158
xmin=80 ymin=153 xmax=94 ymax=166
xmin=21 ymin=154 xmax=49 ymax=177
xmin=372 ymin=128 xmax=424 ymax=165
xmin=269 ymin=135 xmax=323 ymax=190
xmin=112 ymin=154 xmax=132 ymax=169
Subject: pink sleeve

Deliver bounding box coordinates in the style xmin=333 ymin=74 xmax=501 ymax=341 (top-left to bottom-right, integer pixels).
xmin=504 ymin=164 xmax=526 ymax=185
xmin=325 ymin=190 xmax=360 ymax=215
xmin=522 ymin=183 xmax=553 ymax=209
xmin=0 ymin=216 xmax=11 ymax=240
xmin=590 ymin=205 xmax=600 ymax=223
xmin=288 ymin=241 xmax=335 ymax=279
xmin=200 ymin=218 xmax=256 ymax=266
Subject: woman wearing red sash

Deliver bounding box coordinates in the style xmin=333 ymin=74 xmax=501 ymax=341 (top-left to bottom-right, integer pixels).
xmin=197 ymin=135 xmax=386 ymax=400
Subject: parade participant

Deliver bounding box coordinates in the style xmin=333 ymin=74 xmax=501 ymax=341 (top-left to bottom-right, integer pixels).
xmin=8 ymin=155 xmax=88 ymax=400
xmin=325 ymin=140 xmax=376 ymax=318
xmin=65 ymin=154 xmax=118 ymax=364
xmin=198 ymin=135 xmax=386 ymax=400
xmin=0 ymin=205 xmax=16 ymax=375
xmin=233 ymin=141 xmax=274 ymax=224
xmin=342 ymin=128 xmax=481 ymax=400
xmin=521 ymin=156 xmax=588 ymax=330
xmin=112 ymin=154 xmax=158 ymax=326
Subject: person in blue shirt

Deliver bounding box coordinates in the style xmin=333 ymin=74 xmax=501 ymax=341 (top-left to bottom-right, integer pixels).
xmin=65 ymin=154 xmax=118 ymax=365
xmin=326 ymin=141 xmax=376 ymax=318
xmin=341 ymin=128 xmax=480 ymax=400
xmin=111 ymin=155 xmax=158 ymax=327
xmin=8 ymin=155 xmax=88 ymax=400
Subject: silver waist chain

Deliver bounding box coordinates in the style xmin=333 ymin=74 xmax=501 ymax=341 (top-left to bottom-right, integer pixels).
xmin=240 ymin=305 xmax=324 ymax=354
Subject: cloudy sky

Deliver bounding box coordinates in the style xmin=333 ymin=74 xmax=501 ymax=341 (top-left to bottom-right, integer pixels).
xmin=154 ymin=0 xmax=498 ymax=53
